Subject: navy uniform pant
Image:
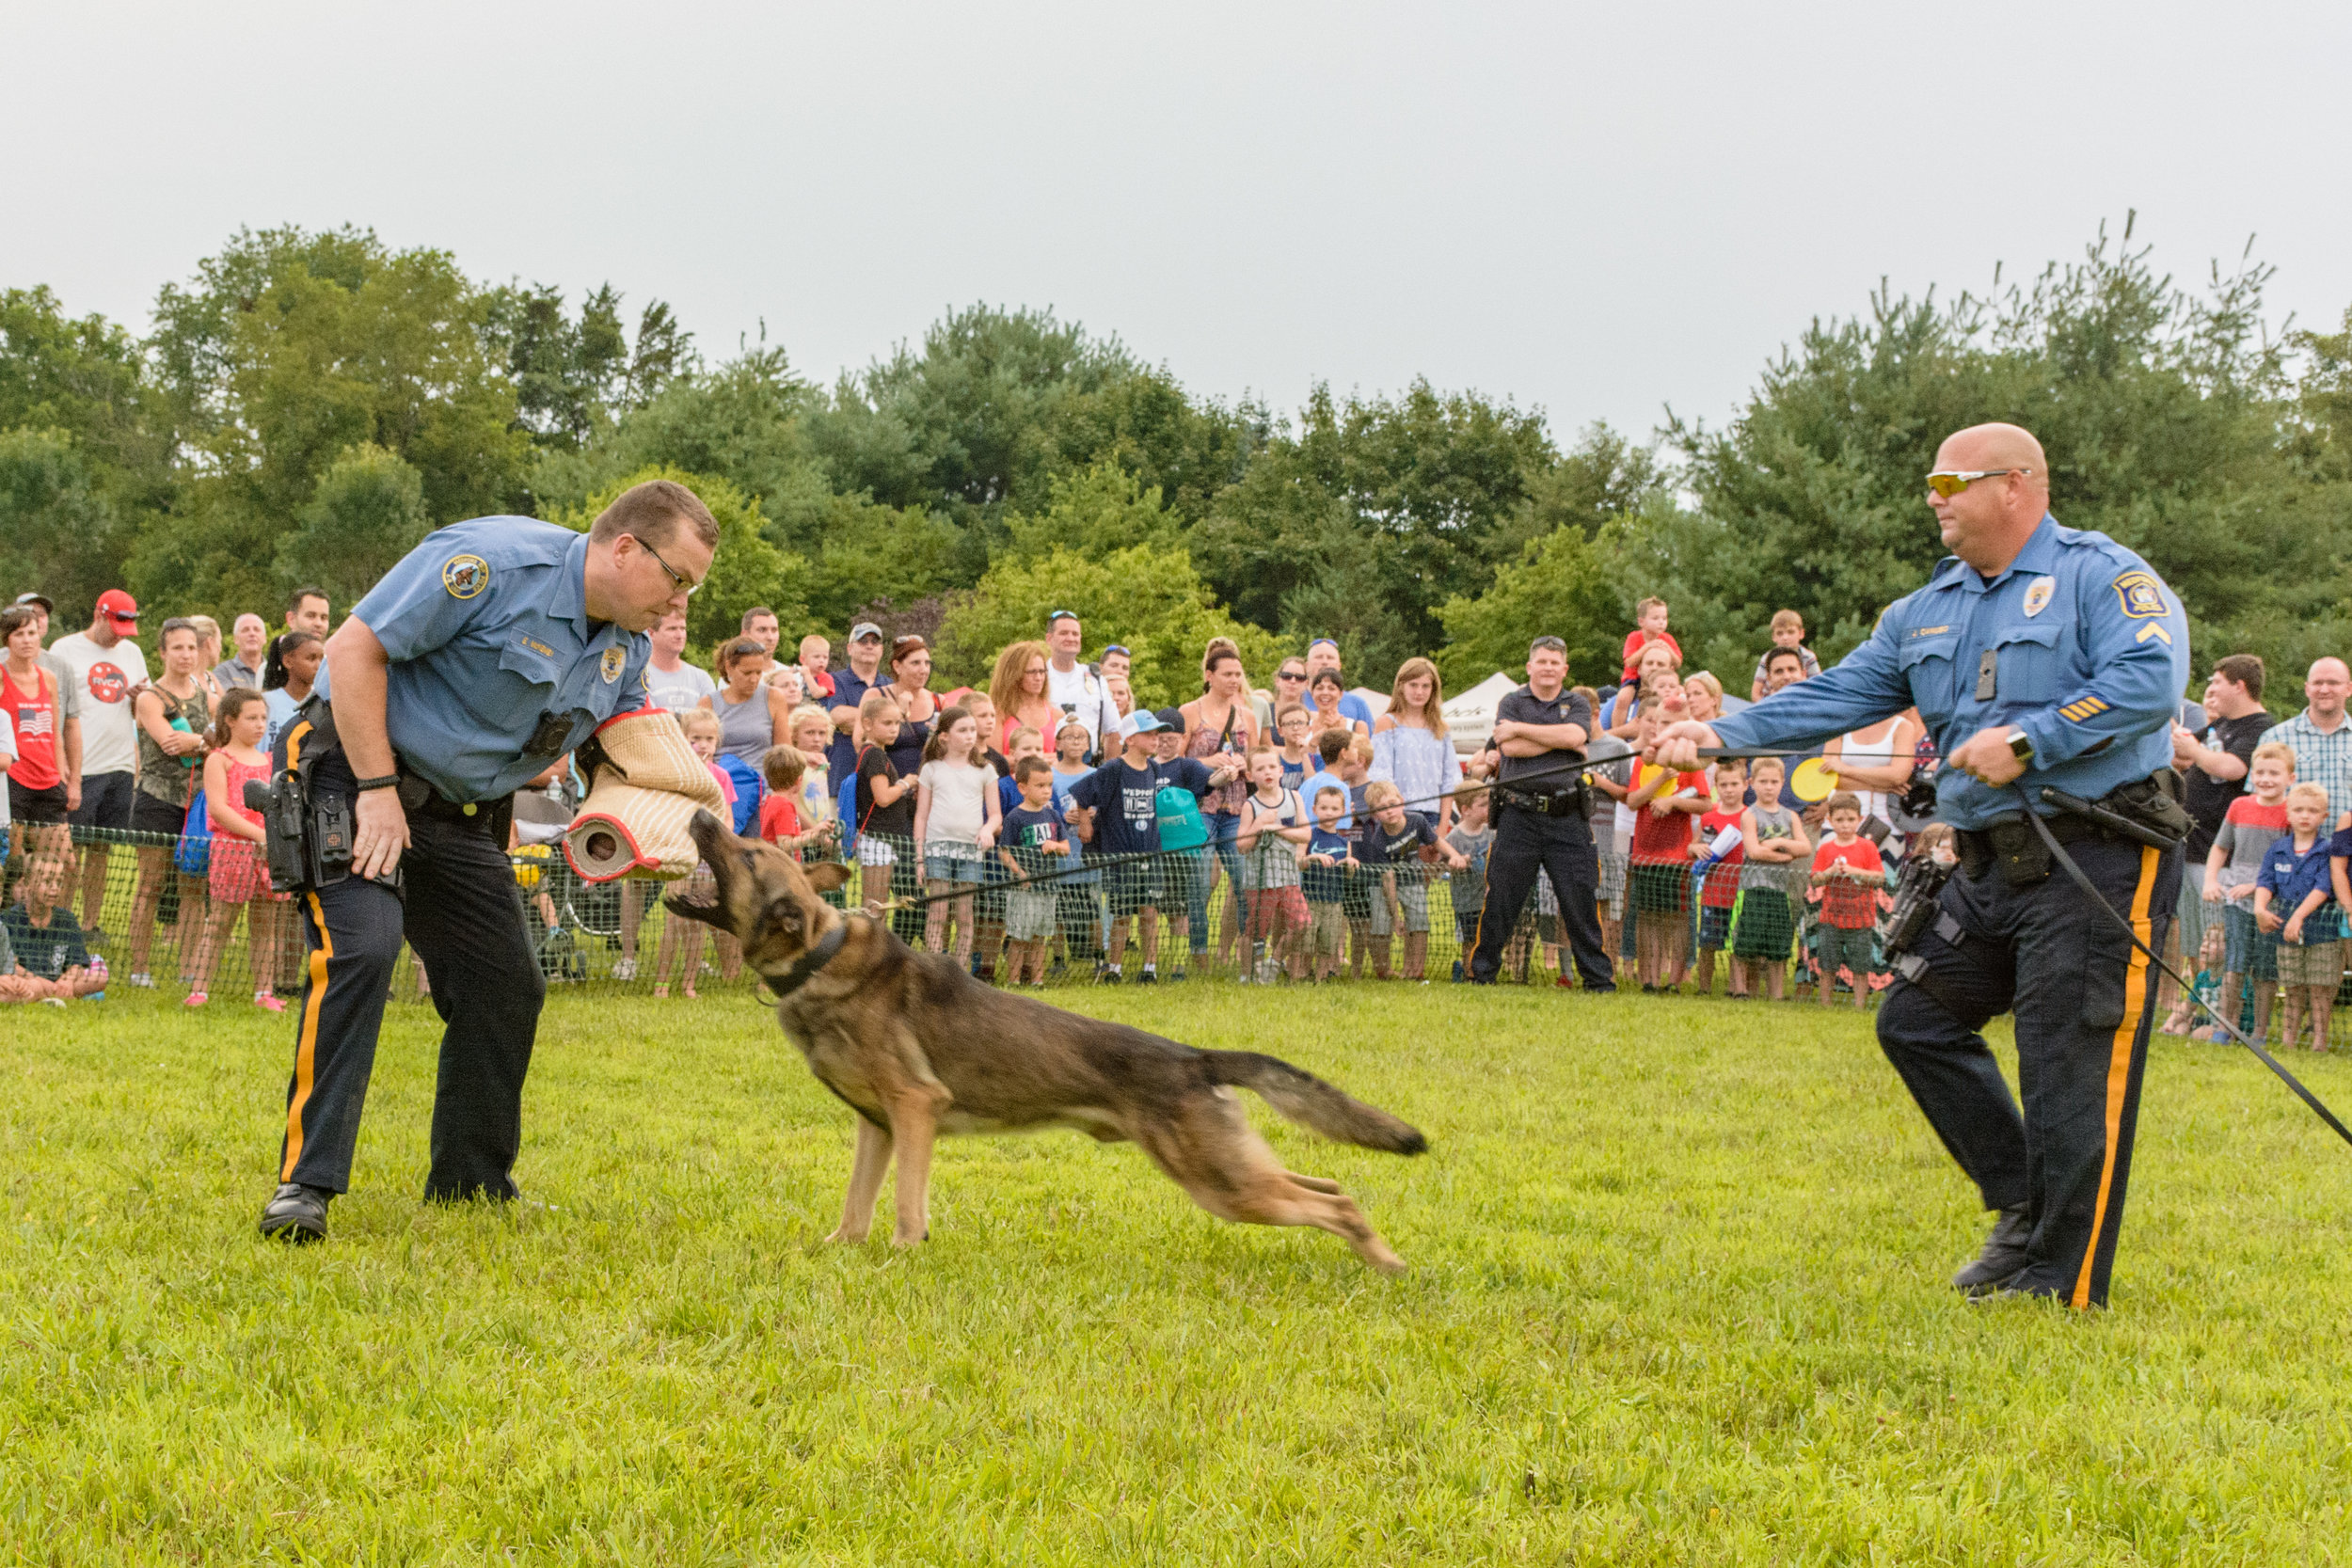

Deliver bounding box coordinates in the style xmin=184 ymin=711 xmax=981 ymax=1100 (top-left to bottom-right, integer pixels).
xmin=1469 ymin=803 xmax=1614 ymax=990
xmin=1876 ymin=834 xmax=2176 ymax=1308
xmin=278 ymin=776 xmax=544 ymax=1201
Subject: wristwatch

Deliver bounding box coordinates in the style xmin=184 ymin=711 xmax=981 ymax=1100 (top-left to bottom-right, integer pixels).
xmin=2004 ymin=728 xmax=2034 ymax=765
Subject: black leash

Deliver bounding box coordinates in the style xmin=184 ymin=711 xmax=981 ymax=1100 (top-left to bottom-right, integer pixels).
xmin=2016 ymin=786 xmax=2352 ymax=1150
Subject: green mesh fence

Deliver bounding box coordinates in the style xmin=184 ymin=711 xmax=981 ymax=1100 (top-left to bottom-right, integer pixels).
xmin=8 ymin=823 xmax=2329 ymax=1022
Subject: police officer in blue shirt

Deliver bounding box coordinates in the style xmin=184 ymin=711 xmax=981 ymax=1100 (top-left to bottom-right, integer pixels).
xmin=1655 ymin=424 xmax=2191 ymax=1309
xmin=258 ymin=481 xmax=717 ymax=1242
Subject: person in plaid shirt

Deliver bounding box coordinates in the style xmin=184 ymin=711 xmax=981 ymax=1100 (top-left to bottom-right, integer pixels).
xmin=2271 ymin=659 xmax=2352 ymax=821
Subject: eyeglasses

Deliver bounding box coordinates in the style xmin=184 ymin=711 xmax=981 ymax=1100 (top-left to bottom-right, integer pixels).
xmin=633 ymin=535 xmax=704 ymax=596
xmin=1529 ymin=637 xmax=1567 ymax=654
xmin=1047 ymin=610 xmax=1078 ymax=626
xmin=1102 ymin=644 xmax=1129 ymax=657
xmin=1926 ymin=467 xmax=2031 ymax=499
xmin=1276 ymin=670 xmax=1307 ymax=681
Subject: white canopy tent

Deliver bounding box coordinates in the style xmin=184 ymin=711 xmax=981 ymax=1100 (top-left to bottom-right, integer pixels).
xmin=1440 ymin=672 xmax=1518 ymax=754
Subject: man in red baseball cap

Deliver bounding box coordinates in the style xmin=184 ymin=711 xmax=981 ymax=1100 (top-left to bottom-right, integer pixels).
xmin=48 ymin=589 xmax=151 ymax=939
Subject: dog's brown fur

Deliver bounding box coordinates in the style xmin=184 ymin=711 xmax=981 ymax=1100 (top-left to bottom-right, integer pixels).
xmin=665 ymin=812 xmax=1424 ymax=1271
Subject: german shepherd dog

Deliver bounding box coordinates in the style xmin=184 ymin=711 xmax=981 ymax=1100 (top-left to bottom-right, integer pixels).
xmin=663 ymin=812 xmax=1426 ymax=1272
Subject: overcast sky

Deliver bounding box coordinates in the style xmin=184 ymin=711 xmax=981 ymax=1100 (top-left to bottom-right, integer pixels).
xmin=8 ymin=1 xmax=2349 ymax=448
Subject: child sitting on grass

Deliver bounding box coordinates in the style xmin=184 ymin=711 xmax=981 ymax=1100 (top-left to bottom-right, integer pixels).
xmin=2205 ymin=742 xmax=2292 ymax=1044
xmin=1808 ymin=790 xmax=1885 ymax=1011
xmin=997 ymin=756 xmax=1071 ymax=987
xmin=654 ymin=708 xmax=740 ymax=999
xmin=0 ymin=858 xmax=105 ymax=1002
xmin=1732 ymin=755 xmax=1809 ymax=1001
xmin=1300 ymin=785 xmax=1357 ymax=984
xmin=2259 ymin=781 xmax=2341 ymax=1051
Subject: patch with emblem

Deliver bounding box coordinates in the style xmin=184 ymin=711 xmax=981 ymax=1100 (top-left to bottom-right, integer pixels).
xmin=442 ymin=554 xmax=490 ymax=599
xmin=2112 ymin=570 xmax=2168 ymax=619
xmin=600 ymin=645 xmax=625 ymax=684
xmin=2022 ymin=576 xmax=2056 ymax=618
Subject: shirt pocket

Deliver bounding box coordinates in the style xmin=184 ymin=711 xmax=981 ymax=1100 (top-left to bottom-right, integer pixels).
xmin=1896 ymin=631 xmax=1961 ymax=718
xmin=1990 ymin=620 xmax=2064 ymax=714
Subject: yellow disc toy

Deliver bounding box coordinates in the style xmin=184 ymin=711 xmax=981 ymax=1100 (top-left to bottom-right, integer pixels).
xmin=1788 ymin=756 xmax=1837 ymax=804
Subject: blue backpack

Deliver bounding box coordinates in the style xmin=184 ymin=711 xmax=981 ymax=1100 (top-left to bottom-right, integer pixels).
xmin=174 ymin=789 xmax=213 ymax=878
xmin=719 ymin=752 xmax=763 ymax=835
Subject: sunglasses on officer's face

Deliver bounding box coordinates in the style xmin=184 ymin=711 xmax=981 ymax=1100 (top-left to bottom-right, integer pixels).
xmin=1926 ymin=467 xmax=2032 ymax=499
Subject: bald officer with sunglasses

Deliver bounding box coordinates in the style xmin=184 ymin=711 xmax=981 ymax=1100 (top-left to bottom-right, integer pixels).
xmin=259 ymin=480 xmax=718 ymax=1243
xmin=1654 ymin=423 xmax=2189 ymax=1309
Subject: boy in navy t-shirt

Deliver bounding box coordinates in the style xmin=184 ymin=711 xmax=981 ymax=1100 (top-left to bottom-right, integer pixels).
xmin=1356 ymin=780 xmax=1467 ymax=981
xmin=998 ymin=755 xmax=1072 ymax=986
xmin=1301 ymin=784 xmax=1357 ymax=982
xmin=1064 ymin=711 xmax=1233 ymax=983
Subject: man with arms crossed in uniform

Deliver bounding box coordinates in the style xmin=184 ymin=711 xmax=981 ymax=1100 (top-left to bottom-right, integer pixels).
xmin=260 ymin=481 xmax=716 ymax=1242
xmin=1469 ymin=636 xmax=1614 ymax=991
xmin=1655 ymin=424 xmax=2190 ymax=1308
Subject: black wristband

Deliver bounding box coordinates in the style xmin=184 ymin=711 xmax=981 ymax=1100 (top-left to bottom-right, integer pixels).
xmin=351 ymin=773 xmax=400 ymax=793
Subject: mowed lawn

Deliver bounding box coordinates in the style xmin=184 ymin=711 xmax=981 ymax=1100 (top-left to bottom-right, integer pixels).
xmin=7 ymin=981 xmax=2352 ymax=1566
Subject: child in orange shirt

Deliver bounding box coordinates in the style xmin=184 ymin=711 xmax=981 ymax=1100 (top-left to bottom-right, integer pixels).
xmin=1619 ymin=596 xmax=1683 ymax=685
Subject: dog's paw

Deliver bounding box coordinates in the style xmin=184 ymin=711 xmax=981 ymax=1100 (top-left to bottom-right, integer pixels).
xmin=890 ymin=1227 xmax=930 ymax=1247
xmin=823 ymin=1227 xmax=870 ymax=1244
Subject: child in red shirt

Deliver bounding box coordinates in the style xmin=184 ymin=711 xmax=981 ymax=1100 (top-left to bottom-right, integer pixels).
xmin=1692 ymin=757 xmax=1747 ymax=997
xmin=1619 ymin=595 xmax=1683 ymax=685
xmin=757 ymin=747 xmax=823 ymax=860
xmin=1809 ymin=790 xmax=1887 ymax=1009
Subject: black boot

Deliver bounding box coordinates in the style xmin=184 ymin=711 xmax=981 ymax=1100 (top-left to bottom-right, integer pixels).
xmin=259 ymin=1182 xmax=333 ymax=1243
xmin=1951 ymin=1204 xmax=2031 ymax=1294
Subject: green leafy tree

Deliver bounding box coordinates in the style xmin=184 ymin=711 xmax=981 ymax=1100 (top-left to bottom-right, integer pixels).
xmin=804 ymin=498 xmax=967 ymax=631
xmin=936 ymin=543 xmax=1287 ymax=709
xmin=547 ymin=466 xmax=809 ymax=650
xmin=0 ymin=428 xmax=122 ymax=623
xmin=1003 ymin=460 xmax=1184 ymax=561
xmin=273 ymin=443 xmax=432 ymax=607
xmin=149 ymin=225 xmax=528 ymax=528
xmin=0 ymin=286 xmax=169 ymax=501
xmin=1435 ymin=519 xmax=1631 ymax=693
xmin=1664 ymin=221 xmax=2352 ymax=682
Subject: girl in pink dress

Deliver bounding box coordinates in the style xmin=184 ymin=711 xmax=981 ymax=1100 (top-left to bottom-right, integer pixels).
xmin=187 ymin=689 xmax=288 ymax=1009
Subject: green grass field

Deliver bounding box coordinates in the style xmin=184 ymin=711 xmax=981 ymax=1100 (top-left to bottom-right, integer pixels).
xmin=7 ymin=982 xmax=2352 ymax=1564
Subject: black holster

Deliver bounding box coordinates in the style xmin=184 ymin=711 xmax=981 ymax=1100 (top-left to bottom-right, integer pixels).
xmin=254 ymin=698 xmax=397 ymax=894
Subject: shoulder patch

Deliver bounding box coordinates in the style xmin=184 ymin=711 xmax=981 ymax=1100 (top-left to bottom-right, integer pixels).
xmin=443 ymin=554 xmax=491 ymax=599
xmin=600 ymin=645 xmax=626 ymax=684
xmin=2112 ymin=570 xmax=2168 ymax=619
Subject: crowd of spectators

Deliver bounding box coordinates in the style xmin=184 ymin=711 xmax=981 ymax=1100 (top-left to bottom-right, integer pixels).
xmin=8 ymin=572 xmax=2347 ymax=1038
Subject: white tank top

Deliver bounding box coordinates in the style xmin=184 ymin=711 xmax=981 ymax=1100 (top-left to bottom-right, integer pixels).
xmin=1836 ymin=721 xmax=1904 ymax=824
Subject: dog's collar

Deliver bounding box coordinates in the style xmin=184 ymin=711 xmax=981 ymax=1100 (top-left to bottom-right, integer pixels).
xmin=759 ymin=921 xmax=849 ymax=999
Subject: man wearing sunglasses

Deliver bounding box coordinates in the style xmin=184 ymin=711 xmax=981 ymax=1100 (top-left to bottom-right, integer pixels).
xmin=1655 ymin=422 xmax=2190 ymax=1311
xmin=257 ymin=481 xmax=718 ymax=1243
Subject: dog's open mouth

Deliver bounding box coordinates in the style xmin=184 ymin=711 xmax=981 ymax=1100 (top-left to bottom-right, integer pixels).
xmin=663 ymin=884 xmax=719 ymax=920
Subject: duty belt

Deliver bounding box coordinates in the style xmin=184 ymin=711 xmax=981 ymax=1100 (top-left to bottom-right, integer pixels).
xmin=395 ymin=762 xmax=514 ymax=835
xmin=1496 ymin=784 xmax=1580 ymax=817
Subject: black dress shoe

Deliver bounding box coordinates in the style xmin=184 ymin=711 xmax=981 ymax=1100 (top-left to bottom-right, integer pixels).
xmin=1952 ymin=1204 xmax=2032 ymax=1291
xmin=259 ymin=1182 xmax=333 ymax=1243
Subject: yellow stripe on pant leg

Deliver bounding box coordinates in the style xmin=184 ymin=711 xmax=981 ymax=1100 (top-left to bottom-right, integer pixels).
xmin=280 ymin=891 xmax=334 ymax=1183
xmin=2072 ymin=845 xmax=2161 ymax=1310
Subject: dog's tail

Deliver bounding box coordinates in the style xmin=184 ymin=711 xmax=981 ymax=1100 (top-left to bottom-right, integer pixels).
xmin=1201 ymin=1052 xmax=1427 ymax=1155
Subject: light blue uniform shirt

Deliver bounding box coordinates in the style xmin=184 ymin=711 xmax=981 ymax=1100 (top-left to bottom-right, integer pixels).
xmin=1710 ymin=515 xmax=2190 ymax=830
xmin=320 ymin=517 xmax=651 ymax=804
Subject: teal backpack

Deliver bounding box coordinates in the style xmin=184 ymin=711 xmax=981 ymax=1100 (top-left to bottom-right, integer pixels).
xmin=1154 ymin=774 xmax=1208 ymax=851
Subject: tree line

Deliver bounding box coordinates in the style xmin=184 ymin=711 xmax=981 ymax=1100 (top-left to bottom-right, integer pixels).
xmin=6 ymin=217 xmax=2349 ymax=709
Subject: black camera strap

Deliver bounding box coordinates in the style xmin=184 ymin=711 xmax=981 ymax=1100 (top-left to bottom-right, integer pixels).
xmin=2017 ymin=786 xmax=2352 ymax=1151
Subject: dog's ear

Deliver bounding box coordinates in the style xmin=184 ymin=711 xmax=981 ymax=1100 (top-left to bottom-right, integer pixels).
xmin=803 ymin=861 xmax=852 ymax=894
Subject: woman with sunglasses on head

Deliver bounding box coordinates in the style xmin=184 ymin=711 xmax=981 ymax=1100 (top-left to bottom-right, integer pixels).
xmin=1305 ymin=667 xmax=1368 ymax=746
xmin=703 ymin=637 xmax=791 ymax=770
xmin=122 ymin=617 xmax=213 ymax=990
